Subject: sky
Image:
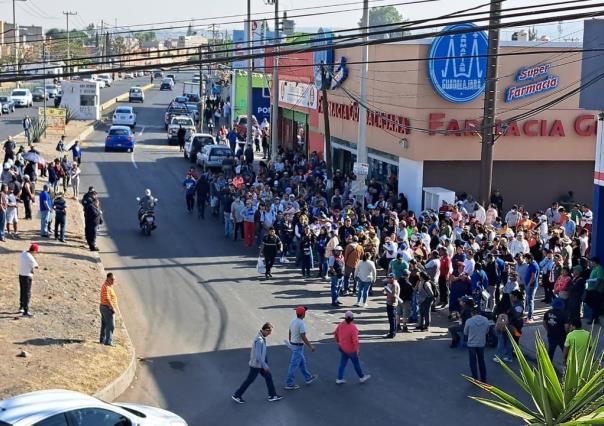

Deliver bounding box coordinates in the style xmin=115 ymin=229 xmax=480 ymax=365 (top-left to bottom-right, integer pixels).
xmin=0 ymin=0 xmax=587 ymax=41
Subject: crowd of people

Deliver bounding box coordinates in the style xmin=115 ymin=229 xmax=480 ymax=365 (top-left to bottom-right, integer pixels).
xmin=177 ymin=140 xmax=601 ymax=382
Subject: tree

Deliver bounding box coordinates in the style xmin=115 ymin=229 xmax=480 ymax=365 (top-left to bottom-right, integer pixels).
xmin=359 ymin=6 xmax=409 ymax=40
xmin=468 ymin=330 xmax=604 ymax=424
xmin=134 ymin=31 xmax=156 ymax=45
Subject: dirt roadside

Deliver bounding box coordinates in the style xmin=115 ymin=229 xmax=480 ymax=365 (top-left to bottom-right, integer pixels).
xmin=0 ymin=120 xmax=132 ymax=399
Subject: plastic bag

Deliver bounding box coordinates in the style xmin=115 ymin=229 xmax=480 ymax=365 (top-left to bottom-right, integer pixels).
xmin=256 ymin=257 xmax=266 ymax=274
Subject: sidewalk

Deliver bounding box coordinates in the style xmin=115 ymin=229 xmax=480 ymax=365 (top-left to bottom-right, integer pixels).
xmin=0 ymin=120 xmax=132 ymax=399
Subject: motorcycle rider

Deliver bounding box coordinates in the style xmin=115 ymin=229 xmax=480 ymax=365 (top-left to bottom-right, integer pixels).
xmin=138 ymin=189 xmax=157 ymax=227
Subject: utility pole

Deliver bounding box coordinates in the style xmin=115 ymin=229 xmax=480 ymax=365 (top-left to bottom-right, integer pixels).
xmin=63 ymin=11 xmax=77 ymax=72
xmin=12 ymin=0 xmax=27 ymax=76
xmin=199 ymin=44 xmax=204 ymax=132
xmin=478 ymin=0 xmax=502 ymax=207
xmin=42 ymin=41 xmax=47 ymax=139
xmin=321 ymin=63 xmax=332 ymax=182
xmin=356 ymin=0 xmax=369 ymax=165
xmin=266 ymin=0 xmax=279 ymax=160
xmin=246 ymin=0 xmax=253 ymax=147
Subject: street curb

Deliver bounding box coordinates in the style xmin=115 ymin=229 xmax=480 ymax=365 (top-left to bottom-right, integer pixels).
xmin=66 ymin=124 xmax=137 ymax=402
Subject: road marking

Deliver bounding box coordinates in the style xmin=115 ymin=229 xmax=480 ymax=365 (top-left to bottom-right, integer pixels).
xmin=138 ymin=126 xmax=145 ymax=137
xmin=131 ymin=151 xmax=138 ymax=169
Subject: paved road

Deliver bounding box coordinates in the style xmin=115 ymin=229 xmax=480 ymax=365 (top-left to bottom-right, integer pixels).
xmin=0 ymin=76 xmax=150 ymax=139
xmin=78 ymin=84 xmax=521 ymax=425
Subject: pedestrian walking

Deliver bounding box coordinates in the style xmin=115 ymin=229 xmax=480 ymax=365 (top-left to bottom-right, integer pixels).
xmin=69 ymin=140 xmax=82 ymax=165
xmin=99 ymin=273 xmax=118 ymax=346
xmin=334 ymin=311 xmax=371 ymax=385
xmin=18 ymin=243 xmax=39 ymax=317
xmin=53 ymin=193 xmax=67 ymax=242
xmin=232 ymin=322 xmax=284 ymax=404
xmin=261 ymin=227 xmax=282 ymax=279
xmin=177 ymin=125 xmax=186 ymax=152
xmin=22 ymin=115 xmax=31 ymax=145
xmin=328 ymin=246 xmax=345 ymax=306
xmin=464 ymin=307 xmax=490 ymax=382
xmin=383 ymin=273 xmax=400 ymax=338
xmin=285 ymin=306 xmax=318 ymax=390
xmin=183 ymin=173 xmax=196 ymax=213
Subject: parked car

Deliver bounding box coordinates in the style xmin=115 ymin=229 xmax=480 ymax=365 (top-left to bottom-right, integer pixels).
xmin=97 ymin=74 xmax=113 ymax=87
xmin=185 ymin=102 xmax=200 ymax=123
xmin=32 ymin=87 xmax=48 ymax=101
xmin=10 ymin=89 xmax=33 ymax=108
xmin=45 ymin=84 xmax=60 ymax=98
xmin=0 ymin=96 xmax=16 ymax=113
xmin=112 ymin=106 xmax=137 ymax=128
xmin=105 ymin=125 xmax=136 ymax=152
xmin=184 ymin=132 xmax=215 ymax=161
xmin=0 ymin=389 xmax=187 ymax=426
xmin=129 ymin=86 xmax=144 ymax=103
xmin=197 ymin=144 xmax=233 ymax=171
xmin=160 ymin=77 xmax=174 ymax=91
xmin=167 ymin=115 xmax=196 ymax=145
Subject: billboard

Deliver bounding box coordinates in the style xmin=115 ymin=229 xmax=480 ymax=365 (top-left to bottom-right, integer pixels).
xmin=579 ymin=19 xmax=604 ymax=111
xmin=313 ymin=28 xmax=334 ymax=89
xmin=252 ymin=87 xmax=270 ymax=124
xmin=232 ymin=29 xmax=247 ymax=70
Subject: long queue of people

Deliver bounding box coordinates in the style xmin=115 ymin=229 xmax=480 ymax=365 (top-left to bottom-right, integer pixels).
xmin=178 ymin=147 xmax=600 ymax=353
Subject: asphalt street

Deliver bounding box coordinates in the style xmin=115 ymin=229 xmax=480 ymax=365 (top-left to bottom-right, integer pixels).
xmin=78 ymin=76 xmax=522 ymax=426
xmin=0 ymin=76 xmax=150 ymax=139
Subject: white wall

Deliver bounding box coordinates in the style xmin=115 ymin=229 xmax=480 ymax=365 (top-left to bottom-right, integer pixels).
xmin=398 ymin=157 xmax=424 ymax=213
xmin=59 ymin=81 xmax=100 ymax=120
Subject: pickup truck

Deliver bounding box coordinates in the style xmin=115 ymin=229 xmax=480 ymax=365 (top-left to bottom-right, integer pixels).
xmin=167 ymin=115 xmax=196 ymax=145
xmin=0 ymin=96 xmax=16 ymax=114
xmin=164 ymin=102 xmax=192 ymax=130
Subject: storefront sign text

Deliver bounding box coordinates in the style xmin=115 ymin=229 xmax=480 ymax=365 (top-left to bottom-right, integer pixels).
xmin=427 ymin=23 xmax=488 ymax=103
xmin=279 ymin=80 xmax=318 ymax=109
xmin=505 ymin=62 xmax=560 ymax=103
xmin=318 ymin=99 xmax=411 ymax=135
xmin=428 ymin=113 xmax=596 ymax=137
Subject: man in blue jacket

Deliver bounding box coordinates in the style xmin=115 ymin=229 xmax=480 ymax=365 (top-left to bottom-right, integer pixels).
xmin=232 ymin=322 xmax=283 ymax=404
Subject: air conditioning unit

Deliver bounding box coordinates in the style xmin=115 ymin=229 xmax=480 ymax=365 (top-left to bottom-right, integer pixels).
xmin=423 ymin=187 xmax=456 ymax=211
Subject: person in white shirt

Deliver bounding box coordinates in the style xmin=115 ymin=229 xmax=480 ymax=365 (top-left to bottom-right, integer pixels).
xmin=285 ymin=306 xmax=318 ymax=389
xmin=473 ymin=204 xmax=487 ymax=225
xmin=354 ymin=253 xmax=377 ymax=307
xmin=505 ymin=206 xmax=521 ymax=228
xmin=537 ymin=214 xmax=549 ymax=240
xmin=383 ymin=238 xmax=398 ymax=262
xmin=508 ymin=232 xmax=529 ymax=258
xmin=18 ymin=243 xmax=40 ymax=317
xmin=463 ymin=249 xmax=476 ymax=275
xmin=397 ymin=242 xmax=414 ymax=263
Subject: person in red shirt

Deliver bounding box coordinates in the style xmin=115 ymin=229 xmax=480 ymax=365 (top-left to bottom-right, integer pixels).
xmin=438 ymin=247 xmax=452 ymax=308
xmin=334 ymin=311 xmax=371 ymax=384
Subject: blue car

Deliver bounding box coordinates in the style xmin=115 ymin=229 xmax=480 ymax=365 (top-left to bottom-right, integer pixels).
xmin=105 ymin=125 xmax=136 ymax=152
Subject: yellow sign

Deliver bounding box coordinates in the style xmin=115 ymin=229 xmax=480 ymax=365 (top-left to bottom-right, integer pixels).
xmin=39 ymin=108 xmax=66 ymax=133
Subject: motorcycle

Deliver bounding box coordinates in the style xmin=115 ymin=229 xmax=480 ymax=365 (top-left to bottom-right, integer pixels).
xmin=136 ymin=197 xmax=158 ymax=236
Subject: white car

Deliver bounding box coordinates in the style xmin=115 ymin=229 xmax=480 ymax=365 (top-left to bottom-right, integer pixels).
xmin=44 ymin=84 xmax=59 ymax=98
xmin=112 ymin=106 xmax=137 ymax=127
xmin=184 ymin=132 xmax=216 ymax=161
xmin=10 ymin=89 xmax=32 ymax=107
xmin=97 ymin=74 xmax=113 ymax=87
xmin=0 ymin=389 xmax=187 ymax=426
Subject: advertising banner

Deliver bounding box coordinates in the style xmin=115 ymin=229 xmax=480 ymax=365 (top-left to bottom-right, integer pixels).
xmin=39 ymin=107 xmax=66 ymax=133
xmin=232 ymin=30 xmax=247 ymax=70
xmin=252 ymin=87 xmax=270 ymax=124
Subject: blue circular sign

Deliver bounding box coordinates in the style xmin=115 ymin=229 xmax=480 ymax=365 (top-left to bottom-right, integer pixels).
xmin=428 ymin=23 xmax=488 ymax=103
xmin=313 ymin=28 xmax=334 ymax=90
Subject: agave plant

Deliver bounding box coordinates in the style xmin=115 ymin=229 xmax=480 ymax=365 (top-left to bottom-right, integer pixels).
xmin=467 ymin=329 xmax=604 ymax=425
xmin=29 ymin=117 xmax=47 ymax=145
xmin=64 ymin=106 xmax=75 ymax=125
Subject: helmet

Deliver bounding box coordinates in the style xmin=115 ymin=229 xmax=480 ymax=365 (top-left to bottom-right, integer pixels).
xmin=145 ymin=189 xmax=151 ymax=196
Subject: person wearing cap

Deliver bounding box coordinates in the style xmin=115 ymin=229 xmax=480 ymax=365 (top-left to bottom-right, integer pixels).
xmin=334 ymin=311 xmax=371 ymax=384
xmin=464 ymin=306 xmax=490 ymax=382
xmin=383 ymin=273 xmax=401 ymax=338
xmin=285 ymin=306 xmax=318 ymax=390
xmin=542 ymin=298 xmax=568 ymax=361
xmin=18 ymin=243 xmax=40 ymax=317
xmin=232 ymin=322 xmax=283 ymax=404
